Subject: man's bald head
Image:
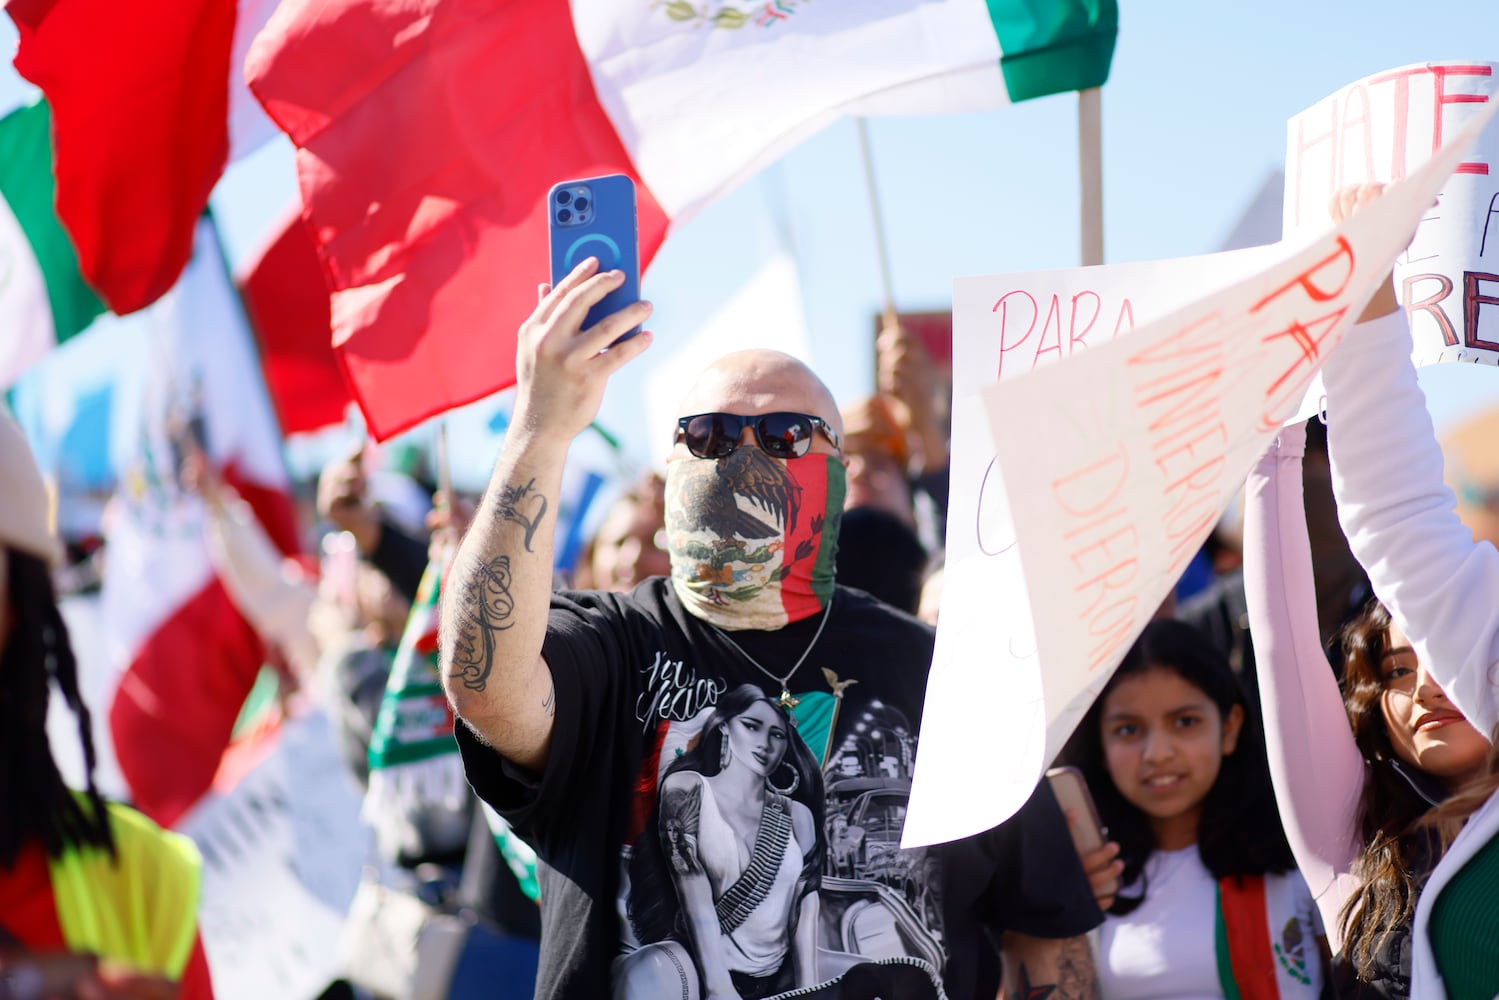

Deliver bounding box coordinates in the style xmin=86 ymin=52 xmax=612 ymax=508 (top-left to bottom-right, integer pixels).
xmin=675 ymin=350 xmax=843 ymax=438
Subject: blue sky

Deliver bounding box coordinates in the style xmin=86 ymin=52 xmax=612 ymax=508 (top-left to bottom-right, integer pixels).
xmin=4 ymin=1 xmax=1498 ymax=488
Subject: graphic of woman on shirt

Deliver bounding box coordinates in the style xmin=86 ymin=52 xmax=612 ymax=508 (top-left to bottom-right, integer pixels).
xmin=623 ymin=684 xmax=827 ymax=1000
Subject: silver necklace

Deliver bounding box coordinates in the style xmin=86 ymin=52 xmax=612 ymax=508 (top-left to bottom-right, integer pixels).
xmin=712 ymin=593 xmax=835 ymax=710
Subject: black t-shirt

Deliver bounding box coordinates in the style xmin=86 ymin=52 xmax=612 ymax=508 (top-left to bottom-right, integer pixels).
xmin=456 ymin=580 xmax=1099 ymax=999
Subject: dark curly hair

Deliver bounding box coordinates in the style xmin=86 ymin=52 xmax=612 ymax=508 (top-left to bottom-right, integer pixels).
xmin=1058 ymin=618 xmax=1296 ymax=916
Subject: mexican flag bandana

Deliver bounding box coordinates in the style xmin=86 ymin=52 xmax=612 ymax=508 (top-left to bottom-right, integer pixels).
xmin=664 ymin=452 xmax=845 ymax=630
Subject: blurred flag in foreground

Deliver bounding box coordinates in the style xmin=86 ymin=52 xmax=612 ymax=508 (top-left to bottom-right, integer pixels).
xmin=104 ymin=218 xmax=299 ymax=827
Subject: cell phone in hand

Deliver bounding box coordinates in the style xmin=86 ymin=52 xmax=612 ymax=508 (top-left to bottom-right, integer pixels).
xmin=546 ymin=173 xmax=641 ymax=347
xmin=1046 ymin=765 xmax=1120 ymax=897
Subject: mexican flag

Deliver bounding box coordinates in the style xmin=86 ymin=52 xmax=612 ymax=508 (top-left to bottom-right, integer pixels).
xmin=5 ymin=0 xmax=282 ymax=317
xmin=247 ymin=0 xmax=1119 ymax=439
xmin=0 ymin=100 xmax=104 ymax=388
xmin=103 ymin=217 xmax=300 ymax=828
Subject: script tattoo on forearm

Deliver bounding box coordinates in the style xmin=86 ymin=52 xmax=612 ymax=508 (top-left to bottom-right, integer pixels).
xmin=494 ymin=478 xmax=549 ymax=553
xmin=449 ymin=554 xmax=516 ymax=692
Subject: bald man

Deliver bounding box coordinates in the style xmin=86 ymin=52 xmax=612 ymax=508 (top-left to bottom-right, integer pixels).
xmin=441 ymin=259 xmax=1101 ymax=1000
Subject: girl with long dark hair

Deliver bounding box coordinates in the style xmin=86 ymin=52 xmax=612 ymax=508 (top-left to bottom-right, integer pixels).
xmin=1059 ymin=618 xmax=1325 ymax=998
xmin=1306 ymin=185 xmax=1499 ymax=998
xmin=1246 ymin=422 xmax=1490 ymax=996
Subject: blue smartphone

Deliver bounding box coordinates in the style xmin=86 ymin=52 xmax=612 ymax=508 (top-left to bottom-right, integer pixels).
xmin=547 ymin=173 xmax=641 ymax=345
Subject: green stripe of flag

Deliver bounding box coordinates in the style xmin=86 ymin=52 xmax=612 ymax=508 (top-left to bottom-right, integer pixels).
xmin=1214 ymin=881 xmax=1245 ymax=1000
xmin=0 ymin=100 xmax=105 ymax=348
xmin=986 ymin=0 xmax=1119 ymax=103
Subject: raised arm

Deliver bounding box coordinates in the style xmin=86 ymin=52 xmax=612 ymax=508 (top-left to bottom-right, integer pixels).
xmin=1324 ymin=307 xmax=1499 ymax=736
xmin=439 ymin=258 xmax=652 ymax=772
xmin=1320 ymin=184 xmax=1499 ymax=739
xmin=1243 ymin=420 xmax=1366 ymax=946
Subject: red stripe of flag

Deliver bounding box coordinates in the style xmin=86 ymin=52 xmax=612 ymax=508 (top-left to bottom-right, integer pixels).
xmin=7 ymin=0 xmax=236 ymax=314
xmin=109 ymin=580 xmax=267 ymax=828
xmin=237 ymin=212 xmax=353 ymax=436
xmin=1219 ymin=875 xmax=1281 ymax=1000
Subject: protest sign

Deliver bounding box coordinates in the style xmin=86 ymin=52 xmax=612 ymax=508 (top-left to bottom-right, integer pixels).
xmin=1285 ymin=61 xmax=1499 ymax=366
xmin=903 ymin=245 xmax=1277 ymax=843
xmin=179 ymin=711 xmax=371 ymax=1000
xmin=903 ymin=95 xmax=1498 ymax=849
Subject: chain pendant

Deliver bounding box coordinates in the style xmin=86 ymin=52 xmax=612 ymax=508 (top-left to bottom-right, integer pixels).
xmin=778 ymin=688 xmax=800 ymax=710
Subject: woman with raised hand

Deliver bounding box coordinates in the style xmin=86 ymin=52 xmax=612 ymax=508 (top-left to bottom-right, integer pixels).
xmin=1245 ymin=418 xmax=1488 ymax=996
xmin=1314 ymin=183 xmax=1499 ymax=999
xmin=1059 ymin=618 xmax=1326 ymax=998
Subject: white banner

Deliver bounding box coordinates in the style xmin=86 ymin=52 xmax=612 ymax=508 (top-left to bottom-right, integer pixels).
xmin=1285 ymin=61 xmax=1499 ymax=366
xmin=903 ymin=94 xmax=1498 ymax=849
xmin=178 ymin=711 xmax=371 ymax=1000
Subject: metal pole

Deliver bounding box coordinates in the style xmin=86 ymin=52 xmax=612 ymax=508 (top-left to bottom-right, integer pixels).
xmin=1078 ymin=87 xmax=1104 ymax=266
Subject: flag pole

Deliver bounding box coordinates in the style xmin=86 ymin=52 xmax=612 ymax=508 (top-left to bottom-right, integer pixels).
xmin=435 ymin=422 xmax=452 ymax=501
xmin=855 ymin=118 xmax=899 ymax=323
xmin=1078 ymin=87 xmax=1104 ymax=266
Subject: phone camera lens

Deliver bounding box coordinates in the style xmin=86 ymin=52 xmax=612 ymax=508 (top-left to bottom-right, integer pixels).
xmin=574 ymin=197 xmax=589 ymax=212
xmin=556 ymin=190 xmax=572 ymax=206
xmin=557 ymin=208 xmax=573 ymax=224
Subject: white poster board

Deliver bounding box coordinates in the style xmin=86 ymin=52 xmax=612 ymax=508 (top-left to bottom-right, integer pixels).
xmin=1285 ymin=61 xmax=1499 ymax=366
xmin=903 ymin=95 xmax=1498 ymax=849
xmin=178 ymin=711 xmax=372 ymax=1000
xmin=905 ymin=244 xmax=1279 ymax=844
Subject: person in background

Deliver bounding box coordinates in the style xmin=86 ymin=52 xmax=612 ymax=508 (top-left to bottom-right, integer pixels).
xmin=317 ymin=444 xmax=431 ymax=603
xmin=572 ymin=471 xmax=670 ymax=593
xmin=0 ymin=412 xmax=214 ymax=999
xmin=1058 ymin=618 xmax=1327 ymax=998
xmin=835 ymin=395 xmax=931 ymax=615
xmin=833 ymin=319 xmax=953 ymax=616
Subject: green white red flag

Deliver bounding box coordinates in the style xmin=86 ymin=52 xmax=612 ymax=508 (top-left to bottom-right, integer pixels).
xmin=103 ymin=218 xmax=300 ymax=827
xmin=246 ymin=0 xmax=1118 ymax=439
xmin=4 ymin=0 xmax=280 ymax=316
xmin=0 ymin=100 xmax=103 ymax=387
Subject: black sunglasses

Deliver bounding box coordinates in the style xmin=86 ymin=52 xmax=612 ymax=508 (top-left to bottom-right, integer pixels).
xmin=674 ymin=411 xmax=843 ymax=460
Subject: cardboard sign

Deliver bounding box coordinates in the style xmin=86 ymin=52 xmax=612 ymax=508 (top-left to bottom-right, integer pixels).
xmin=179 ymin=712 xmax=372 ymax=1000
xmin=903 ymin=95 xmax=1498 ymax=849
xmin=1285 ymin=61 xmax=1499 ymax=366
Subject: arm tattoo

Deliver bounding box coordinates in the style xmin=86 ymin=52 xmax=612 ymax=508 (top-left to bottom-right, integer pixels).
xmin=542 ymin=682 xmax=555 ymax=718
xmin=660 ymin=781 xmax=704 ymax=877
xmin=494 ymin=478 xmax=549 ymax=553
xmin=449 ymin=554 xmax=515 ymax=692
xmin=1010 ymin=937 xmax=1098 ymax=1000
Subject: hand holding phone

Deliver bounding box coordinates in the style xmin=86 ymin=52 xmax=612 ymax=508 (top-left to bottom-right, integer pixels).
xmin=547 ymin=174 xmax=642 ymax=347
xmin=1046 ymin=766 xmax=1123 ymax=908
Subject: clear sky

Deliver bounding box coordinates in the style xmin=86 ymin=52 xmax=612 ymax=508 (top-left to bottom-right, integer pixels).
xmin=4 ymin=1 xmax=1498 ymax=487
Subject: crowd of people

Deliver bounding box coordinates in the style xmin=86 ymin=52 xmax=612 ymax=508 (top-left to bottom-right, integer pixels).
xmin=3 ymin=184 xmax=1499 ymax=1000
